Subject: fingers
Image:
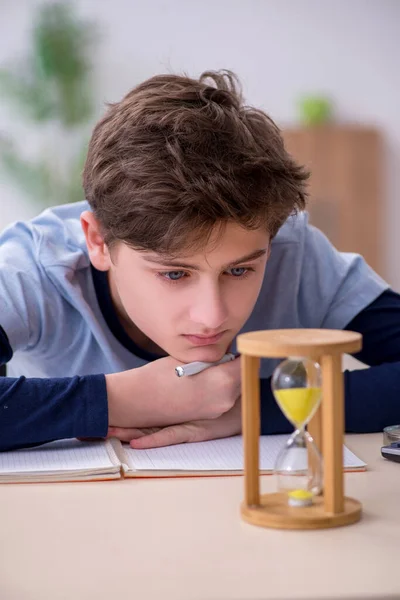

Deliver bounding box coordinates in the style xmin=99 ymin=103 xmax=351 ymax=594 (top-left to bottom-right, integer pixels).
xmin=217 ymin=355 xmax=242 ymax=399
xmin=221 ymin=354 xmax=241 ymax=369
xmin=130 ymin=423 xmax=195 ymax=449
xmin=219 ymin=355 xmax=241 ymax=380
xmin=107 ymin=427 xmax=160 ymax=442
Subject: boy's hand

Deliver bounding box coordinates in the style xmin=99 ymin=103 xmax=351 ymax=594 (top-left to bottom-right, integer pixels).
xmin=107 ymin=398 xmax=242 ymax=449
xmin=106 ymin=355 xmax=241 ymax=430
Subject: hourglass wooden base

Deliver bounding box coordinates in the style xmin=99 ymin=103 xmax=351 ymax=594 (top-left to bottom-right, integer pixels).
xmin=241 ymin=493 xmax=362 ymax=530
xmin=237 ymin=329 xmax=363 ymax=531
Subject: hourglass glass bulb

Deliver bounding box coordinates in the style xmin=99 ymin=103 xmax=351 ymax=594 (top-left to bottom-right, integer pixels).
xmin=271 ymin=357 xmax=322 ymax=429
xmin=271 ymin=357 xmax=323 ymax=506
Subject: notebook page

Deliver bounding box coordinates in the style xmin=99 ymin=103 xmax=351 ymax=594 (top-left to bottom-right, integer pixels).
xmin=0 ymin=439 xmax=117 ymax=474
xmin=123 ymin=434 xmax=366 ymax=471
xmin=343 ymin=445 xmax=366 ymax=468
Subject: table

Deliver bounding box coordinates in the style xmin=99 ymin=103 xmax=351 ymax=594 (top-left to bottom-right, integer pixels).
xmin=0 ymin=433 xmax=399 ymax=600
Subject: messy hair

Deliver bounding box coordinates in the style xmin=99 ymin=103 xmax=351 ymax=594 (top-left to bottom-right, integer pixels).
xmin=83 ymin=70 xmax=308 ymax=254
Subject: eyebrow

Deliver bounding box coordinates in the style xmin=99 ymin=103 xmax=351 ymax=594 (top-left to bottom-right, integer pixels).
xmin=143 ymin=248 xmax=268 ymax=271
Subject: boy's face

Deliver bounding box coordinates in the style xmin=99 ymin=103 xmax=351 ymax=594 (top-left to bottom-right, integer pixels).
xmin=84 ymin=215 xmax=270 ymax=363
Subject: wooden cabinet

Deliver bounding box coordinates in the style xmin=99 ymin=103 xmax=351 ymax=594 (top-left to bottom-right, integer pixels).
xmin=282 ymin=126 xmax=383 ymax=276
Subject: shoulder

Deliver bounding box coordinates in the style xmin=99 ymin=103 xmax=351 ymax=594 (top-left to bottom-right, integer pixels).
xmin=261 ymin=210 xmax=389 ymax=329
xmin=0 ymin=201 xmax=90 ymax=273
xmin=271 ymin=211 xmax=309 ymax=247
xmin=0 ymin=202 xmax=96 ymax=354
xmin=271 ymin=211 xmax=366 ymax=276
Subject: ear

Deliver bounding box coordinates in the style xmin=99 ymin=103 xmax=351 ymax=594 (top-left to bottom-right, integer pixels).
xmin=80 ymin=211 xmax=112 ymax=271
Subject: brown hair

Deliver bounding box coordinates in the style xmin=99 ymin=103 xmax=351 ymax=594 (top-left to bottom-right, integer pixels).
xmin=83 ymin=70 xmax=308 ymax=254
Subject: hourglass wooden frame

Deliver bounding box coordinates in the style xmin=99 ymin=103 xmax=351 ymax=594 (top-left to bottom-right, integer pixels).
xmin=237 ymin=329 xmax=363 ymax=530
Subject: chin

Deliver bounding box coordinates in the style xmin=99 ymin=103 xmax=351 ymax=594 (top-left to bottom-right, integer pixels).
xmin=180 ymin=345 xmax=229 ymax=364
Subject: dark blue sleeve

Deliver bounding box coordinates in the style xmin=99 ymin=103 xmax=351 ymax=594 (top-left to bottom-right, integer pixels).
xmin=0 ymin=326 xmax=108 ymax=451
xmin=260 ymin=289 xmax=400 ymax=435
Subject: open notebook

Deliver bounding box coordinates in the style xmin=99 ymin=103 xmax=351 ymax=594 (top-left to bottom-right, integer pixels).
xmin=0 ymin=435 xmax=366 ymax=483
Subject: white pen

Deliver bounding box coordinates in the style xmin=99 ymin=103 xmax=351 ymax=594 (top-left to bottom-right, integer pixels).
xmin=175 ymin=352 xmax=236 ymax=377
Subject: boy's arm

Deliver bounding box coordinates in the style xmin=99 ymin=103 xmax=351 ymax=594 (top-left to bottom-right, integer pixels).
xmin=0 ymin=322 xmax=242 ymax=451
xmin=0 ymin=325 xmax=108 ymax=451
xmin=260 ymin=288 xmax=400 ymax=435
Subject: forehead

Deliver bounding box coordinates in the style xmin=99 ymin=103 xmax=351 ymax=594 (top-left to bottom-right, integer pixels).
xmin=114 ymin=222 xmax=270 ymax=267
xmin=152 ymin=222 xmax=269 ymax=265
xmin=195 ymin=221 xmax=269 ymax=258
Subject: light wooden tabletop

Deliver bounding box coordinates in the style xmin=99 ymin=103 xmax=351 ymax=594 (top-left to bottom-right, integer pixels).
xmin=0 ymin=433 xmax=398 ymax=600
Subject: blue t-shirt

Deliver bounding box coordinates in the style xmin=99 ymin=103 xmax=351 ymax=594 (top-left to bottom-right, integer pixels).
xmin=0 ymin=201 xmax=388 ymax=379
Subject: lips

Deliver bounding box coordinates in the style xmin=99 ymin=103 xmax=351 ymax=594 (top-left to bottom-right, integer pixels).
xmin=183 ymin=332 xmax=225 ymax=346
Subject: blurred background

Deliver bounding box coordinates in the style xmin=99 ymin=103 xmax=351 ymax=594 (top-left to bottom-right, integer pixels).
xmin=1 ymin=0 xmax=399 ymax=288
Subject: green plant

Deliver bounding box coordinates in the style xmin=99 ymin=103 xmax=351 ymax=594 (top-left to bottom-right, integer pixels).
xmin=297 ymin=95 xmax=333 ymax=126
xmin=0 ymin=1 xmax=98 ymax=207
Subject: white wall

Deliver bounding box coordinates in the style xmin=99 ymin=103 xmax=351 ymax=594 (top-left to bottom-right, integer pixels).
xmin=1 ymin=0 xmax=399 ymax=287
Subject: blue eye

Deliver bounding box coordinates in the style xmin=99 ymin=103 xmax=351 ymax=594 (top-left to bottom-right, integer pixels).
xmin=163 ymin=271 xmax=186 ymax=281
xmin=228 ymin=267 xmax=248 ymax=277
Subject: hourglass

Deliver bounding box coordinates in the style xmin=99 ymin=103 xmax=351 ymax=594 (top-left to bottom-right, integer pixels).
xmin=237 ymin=329 xmax=363 ymax=530
xmin=272 ymin=357 xmax=322 ymax=508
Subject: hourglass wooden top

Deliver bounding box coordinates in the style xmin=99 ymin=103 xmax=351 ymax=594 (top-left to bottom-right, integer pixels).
xmin=237 ymin=329 xmax=362 ymax=358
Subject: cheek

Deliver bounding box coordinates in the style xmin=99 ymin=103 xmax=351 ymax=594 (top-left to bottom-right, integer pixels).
xmin=119 ymin=278 xmax=181 ymax=324
xmin=250 ymin=268 xmax=267 ymax=300
xmin=228 ymin=274 xmax=264 ymax=312
xmin=224 ymin=289 xmax=254 ymax=323
xmin=116 ymin=276 xmax=155 ymax=315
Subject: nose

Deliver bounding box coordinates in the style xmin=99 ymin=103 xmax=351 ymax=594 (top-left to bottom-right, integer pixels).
xmin=188 ymin=280 xmax=229 ymax=332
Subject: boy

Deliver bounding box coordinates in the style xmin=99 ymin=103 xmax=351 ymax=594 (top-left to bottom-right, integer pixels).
xmin=0 ymin=70 xmax=399 ymax=452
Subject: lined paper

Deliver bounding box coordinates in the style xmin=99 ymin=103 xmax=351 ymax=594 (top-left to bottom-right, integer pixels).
xmin=0 ymin=439 xmax=115 ymax=474
xmin=0 ymin=436 xmax=366 ymax=479
xmin=123 ymin=435 xmax=366 ymax=471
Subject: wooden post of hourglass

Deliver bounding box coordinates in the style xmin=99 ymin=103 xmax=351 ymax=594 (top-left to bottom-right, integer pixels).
xmin=306 ymin=355 xmax=323 ymax=490
xmin=238 ymin=329 xmax=363 ymax=530
xmin=241 ymin=355 xmax=261 ymax=506
xmin=321 ymin=353 xmax=345 ymax=513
